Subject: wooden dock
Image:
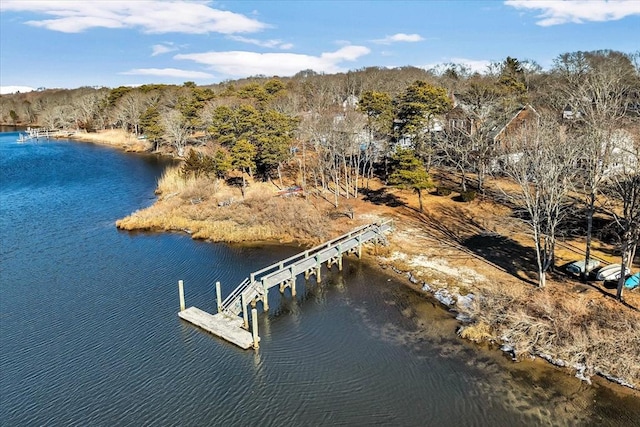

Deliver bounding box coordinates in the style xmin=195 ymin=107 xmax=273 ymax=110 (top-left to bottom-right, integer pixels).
xmin=178 ymin=307 xmax=255 ymax=349
xmin=17 ymin=127 xmax=61 ymax=142
xmin=177 ymin=221 xmax=392 ymax=349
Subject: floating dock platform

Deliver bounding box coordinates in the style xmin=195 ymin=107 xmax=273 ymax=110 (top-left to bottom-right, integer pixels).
xmin=178 ymin=307 xmax=256 ymax=350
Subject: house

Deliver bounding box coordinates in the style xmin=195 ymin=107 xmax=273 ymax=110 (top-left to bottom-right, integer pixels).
xmin=446 ymin=104 xmax=475 ymax=136
xmin=603 ymin=129 xmax=639 ymax=178
xmin=437 ymin=104 xmax=540 ymax=172
xmin=488 ymin=104 xmax=540 ymax=151
xmin=444 ymin=96 xmax=540 ymax=149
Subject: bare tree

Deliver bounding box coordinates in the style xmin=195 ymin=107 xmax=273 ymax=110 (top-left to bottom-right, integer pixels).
xmin=72 ymin=92 xmax=106 ymax=131
xmin=113 ymin=91 xmax=149 ymax=135
xmin=38 ymin=107 xmax=59 ymax=130
xmin=553 ymin=50 xmax=638 ymax=279
xmin=500 ymin=116 xmax=579 ymax=287
xmin=49 ymin=105 xmax=75 ymax=130
xmin=161 ymin=109 xmax=190 ymax=157
xmin=333 ymin=108 xmax=368 ymax=198
xmin=604 ymin=131 xmax=640 ymax=300
xmin=445 ymin=75 xmax=503 ymax=193
xmin=611 ymin=174 xmax=640 ymax=300
xmin=439 ymin=127 xmax=474 ymax=192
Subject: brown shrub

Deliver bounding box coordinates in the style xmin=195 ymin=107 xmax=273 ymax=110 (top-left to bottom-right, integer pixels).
xmin=465 ymin=284 xmax=640 ymax=387
xmin=459 ymin=321 xmax=493 ymax=342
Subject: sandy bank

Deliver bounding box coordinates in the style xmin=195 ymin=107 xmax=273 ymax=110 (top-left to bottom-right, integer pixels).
xmin=68 ymin=129 xmax=152 ymax=153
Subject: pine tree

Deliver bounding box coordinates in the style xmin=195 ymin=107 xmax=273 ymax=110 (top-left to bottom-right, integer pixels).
xmin=389 ymin=148 xmax=433 ymax=212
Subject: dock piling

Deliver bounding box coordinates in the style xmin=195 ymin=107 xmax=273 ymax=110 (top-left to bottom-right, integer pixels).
xmin=178 ymin=280 xmax=185 ymax=312
xmin=242 ymin=293 xmax=249 ymax=329
xmin=251 ymin=308 xmax=260 ymax=349
xmin=216 ymin=281 xmax=222 ymax=313
xmin=262 ymin=282 xmax=270 ymax=311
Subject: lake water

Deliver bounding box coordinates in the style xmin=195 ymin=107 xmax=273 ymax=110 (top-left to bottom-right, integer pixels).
xmin=1 ymin=131 xmax=639 ymax=426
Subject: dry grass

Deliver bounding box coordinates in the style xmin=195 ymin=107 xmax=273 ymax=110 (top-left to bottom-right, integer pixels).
xmin=458 ymin=321 xmax=493 ymax=342
xmin=460 ymin=284 xmax=640 ymax=386
xmin=69 ymin=129 xmax=151 ymax=152
xmin=117 ymin=167 xmax=331 ymax=244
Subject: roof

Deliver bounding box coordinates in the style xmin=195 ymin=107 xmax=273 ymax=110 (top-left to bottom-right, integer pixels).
xmin=489 ymin=104 xmax=539 ymax=143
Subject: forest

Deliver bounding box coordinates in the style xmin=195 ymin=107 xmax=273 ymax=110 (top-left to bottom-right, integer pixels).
xmin=1 ymin=49 xmax=639 ymax=297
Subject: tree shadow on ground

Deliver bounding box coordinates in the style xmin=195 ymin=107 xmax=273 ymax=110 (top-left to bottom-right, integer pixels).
xmin=570 ymin=279 xmax=639 ymax=311
xmin=408 ymin=204 xmax=539 ymax=286
xmin=362 ymin=188 xmax=406 ymax=208
xmin=463 ymin=234 xmax=539 ymax=286
xmin=416 ymin=205 xmax=484 ymax=245
xmin=225 ymin=176 xmax=244 ymax=187
xmin=559 ymin=206 xmax=615 ymax=238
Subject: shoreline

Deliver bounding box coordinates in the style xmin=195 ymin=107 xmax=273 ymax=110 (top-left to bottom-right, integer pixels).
xmin=56 ymin=129 xmax=640 ymax=392
xmin=66 ymin=129 xmax=152 ymax=153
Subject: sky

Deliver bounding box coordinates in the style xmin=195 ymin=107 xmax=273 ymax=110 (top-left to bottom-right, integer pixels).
xmin=0 ymin=0 xmax=638 ymax=94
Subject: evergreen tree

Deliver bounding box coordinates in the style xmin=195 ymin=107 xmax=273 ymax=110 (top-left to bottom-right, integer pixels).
xmin=389 ymin=148 xmax=433 ymax=212
xmin=498 ymin=56 xmax=527 ymax=96
xmin=394 ymin=80 xmax=452 ymax=170
xmin=358 ymin=90 xmax=394 ymax=138
xmin=140 ymin=105 xmax=163 ymax=150
xmin=231 ymin=138 xmax=257 ymax=191
xmin=181 ymin=149 xmax=204 ymax=178
xmin=212 ymin=149 xmax=232 ymax=179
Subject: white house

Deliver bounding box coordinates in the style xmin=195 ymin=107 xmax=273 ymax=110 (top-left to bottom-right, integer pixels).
xmin=603 ymin=129 xmax=639 ymax=178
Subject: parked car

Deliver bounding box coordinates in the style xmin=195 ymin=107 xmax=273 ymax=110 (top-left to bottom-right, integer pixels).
xmin=625 ymin=272 xmax=639 ymax=290
xmin=566 ymin=259 xmax=600 ymax=276
xmin=596 ymin=264 xmax=623 ymax=281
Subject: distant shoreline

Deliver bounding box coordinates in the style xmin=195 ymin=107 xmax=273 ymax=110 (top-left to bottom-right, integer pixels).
xmin=66 ymin=129 xmax=152 ymax=153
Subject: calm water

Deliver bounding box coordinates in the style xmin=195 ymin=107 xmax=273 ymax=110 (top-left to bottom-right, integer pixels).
xmin=1 ymin=132 xmax=638 ymax=426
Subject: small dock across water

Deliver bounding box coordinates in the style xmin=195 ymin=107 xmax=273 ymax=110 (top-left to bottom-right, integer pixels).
xmin=177 ymin=220 xmax=392 ymax=349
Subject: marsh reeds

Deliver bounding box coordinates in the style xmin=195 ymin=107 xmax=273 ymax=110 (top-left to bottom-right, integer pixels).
xmin=117 ymin=166 xmax=329 ymax=243
xmin=70 ymin=129 xmax=150 ymax=152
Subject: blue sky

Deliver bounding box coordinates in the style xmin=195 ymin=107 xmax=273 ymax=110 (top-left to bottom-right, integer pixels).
xmin=1 ymin=0 xmax=638 ymax=94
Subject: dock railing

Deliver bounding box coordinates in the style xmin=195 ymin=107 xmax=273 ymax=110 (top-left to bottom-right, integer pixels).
xmin=220 ymin=220 xmax=392 ymax=316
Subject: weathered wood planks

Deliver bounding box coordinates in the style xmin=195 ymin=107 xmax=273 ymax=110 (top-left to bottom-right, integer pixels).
xmin=178 ymin=307 xmax=256 ymax=350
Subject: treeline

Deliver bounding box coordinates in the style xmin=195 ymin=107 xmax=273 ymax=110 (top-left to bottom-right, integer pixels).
xmin=1 ymin=50 xmax=639 ymax=294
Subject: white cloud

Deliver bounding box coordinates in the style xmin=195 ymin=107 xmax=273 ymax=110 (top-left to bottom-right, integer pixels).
xmin=0 ymin=85 xmax=36 ymax=94
xmin=373 ymin=33 xmax=424 ymax=44
xmin=175 ymin=45 xmax=370 ymax=77
xmin=151 ymin=43 xmax=178 ymax=56
xmin=0 ymin=1 xmax=268 ymax=34
xmin=505 ymin=0 xmax=640 ymax=26
xmin=120 ymin=68 xmax=215 ymax=79
xmin=227 ymin=35 xmax=294 ymax=50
